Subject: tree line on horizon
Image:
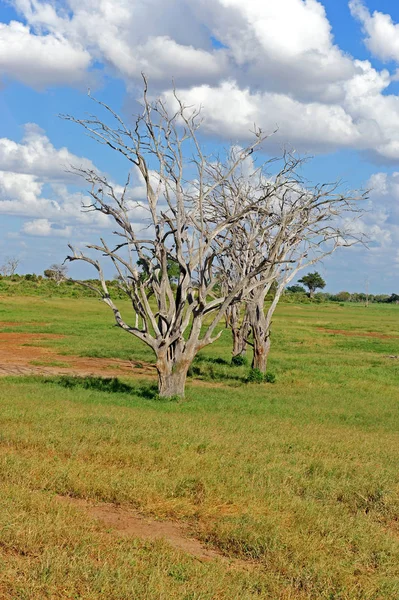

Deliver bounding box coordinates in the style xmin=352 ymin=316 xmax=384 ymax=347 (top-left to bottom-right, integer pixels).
xmin=1 ymin=268 xmax=397 ymax=305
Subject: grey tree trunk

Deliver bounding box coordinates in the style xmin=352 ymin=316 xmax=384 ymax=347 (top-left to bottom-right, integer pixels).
xmin=247 ymin=292 xmax=277 ymax=373
xmin=247 ymin=301 xmax=269 ymax=373
xmin=156 ymin=354 xmax=192 ymax=398
xmin=251 ymin=326 xmax=271 ymax=372
xmin=226 ymin=304 xmax=250 ymax=358
xmin=231 ymin=319 xmax=250 ymax=358
xmin=247 ymin=285 xmax=285 ymax=374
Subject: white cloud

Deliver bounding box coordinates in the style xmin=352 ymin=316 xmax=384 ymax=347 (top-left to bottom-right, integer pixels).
xmin=12 ymin=0 xmax=225 ymax=86
xmin=22 ymin=218 xmax=72 ymax=237
xmin=0 ymin=124 xmax=95 ymax=181
xmin=194 ymin=0 xmax=356 ymax=102
xmin=0 ymin=171 xmax=43 ymax=203
xmin=347 ymin=171 xmax=399 ymax=276
xmin=0 ymin=175 xmax=110 ymax=227
xmin=0 ymin=126 xmax=155 ymax=238
xmin=162 ymin=81 xmax=360 ymax=152
xmin=7 ymin=0 xmax=399 ymax=161
xmin=10 ymin=0 xmax=356 ymax=98
xmin=349 ymin=0 xmax=399 ymax=63
xmin=0 ymin=20 xmax=90 ymax=88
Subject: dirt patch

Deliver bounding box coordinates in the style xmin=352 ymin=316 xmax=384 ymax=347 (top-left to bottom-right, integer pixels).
xmin=0 ymin=332 xmax=232 ymax=389
xmin=0 ymin=333 xmax=234 ymax=393
xmin=57 ymin=496 xmax=223 ymax=562
xmin=318 ymin=328 xmax=399 ymax=340
xmin=0 ymin=331 xmax=156 ymax=379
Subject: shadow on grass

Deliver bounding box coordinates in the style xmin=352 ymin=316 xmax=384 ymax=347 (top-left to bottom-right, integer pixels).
xmin=189 ymin=355 xmax=276 ymax=385
xmin=194 ymin=355 xmax=231 ymax=366
xmin=43 ymin=375 xmax=159 ymax=399
xmin=188 ymin=355 xmax=245 ymax=383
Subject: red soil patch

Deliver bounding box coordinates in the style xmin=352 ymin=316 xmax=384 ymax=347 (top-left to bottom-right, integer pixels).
xmin=0 ymin=332 xmax=229 ymax=389
xmin=318 ymin=328 xmax=399 ymax=340
xmin=0 ymin=331 xmax=156 ymax=379
xmin=57 ymin=496 xmax=223 ymax=562
xmin=0 ymin=332 xmax=229 ymax=391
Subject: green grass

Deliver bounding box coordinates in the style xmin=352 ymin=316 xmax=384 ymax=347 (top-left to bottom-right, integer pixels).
xmin=0 ymin=297 xmax=399 ymax=598
xmin=30 ymin=360 xmax=72 ymax=368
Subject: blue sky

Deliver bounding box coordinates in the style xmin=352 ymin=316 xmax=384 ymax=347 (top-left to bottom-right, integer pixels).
xmin=0 ymin=0 xmax=399 ymax=293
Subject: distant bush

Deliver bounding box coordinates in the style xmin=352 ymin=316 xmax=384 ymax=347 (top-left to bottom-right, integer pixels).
xmin=287 ymin=285 xmax=306 ymax=294
xmin=0 ymin=275 xmax=127 ymax=299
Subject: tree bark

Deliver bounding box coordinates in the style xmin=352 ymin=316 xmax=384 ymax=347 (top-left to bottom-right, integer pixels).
xmin=251 ymin=328 xmax=271 ymax=372
xmin=226 ymin=303 xmax=250 ymax=358
xmin=247 ymin=300 xmax=271 ymax=373
xmin=231 ymin=319 xmax=250 ymax=357
xmin=156 ymin=355 xmax=191 ymax=398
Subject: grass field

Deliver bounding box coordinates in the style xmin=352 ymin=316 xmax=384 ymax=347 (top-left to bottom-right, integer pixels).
xmin=0 ymin=297 xmax=399 ymax=599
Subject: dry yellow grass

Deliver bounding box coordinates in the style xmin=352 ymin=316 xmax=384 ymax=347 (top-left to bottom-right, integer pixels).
xmin=0 ymin=298 xmax=398 ymax=598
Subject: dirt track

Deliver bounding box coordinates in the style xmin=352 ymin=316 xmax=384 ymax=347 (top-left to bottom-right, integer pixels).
xmin=57 ymin=495 xmax=224 ymax=562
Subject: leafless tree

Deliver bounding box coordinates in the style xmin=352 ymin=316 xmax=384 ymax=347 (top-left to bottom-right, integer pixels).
xmin=0 ymin=256 xmax=20 ymax=276
xmin=215 ymin=153 xmax=366 ymax=372
xmin=44 ymin=263 xmax=68 ymax=284
xmin=62 ymin=78 xmax=284 ymax=398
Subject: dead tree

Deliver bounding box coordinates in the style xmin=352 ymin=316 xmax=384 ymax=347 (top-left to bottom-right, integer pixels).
xmin=216 ymin=153 xmax=366 ymax=372
xmin=44 ymin=263 xmax=68 ymax=284
xmin=62 ymin=79 xmax=281 ymax=397
xmin=0 ymin=256 xmax=20 ymax=276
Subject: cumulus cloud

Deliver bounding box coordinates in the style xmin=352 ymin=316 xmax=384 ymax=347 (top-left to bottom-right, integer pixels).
xmin=0 ymin=125 xmax=156 ymax=238
xmin=10 ymin=0 xmax=355 ymax=98
xmin=0 ymin=124 xmax=95 ymax=181
xmin=348 ymin=171 xmax=399 ymax=275
xmin=0 ymin=171 xmax=43 ymax=203
xmin=0 ymin=20 xmax=90 ymax=88
xmin=315 ymin=169 xmax=399 ymax=287
xmin=5 ymin=0 xmax=399 ymax=161
xmin=22 ymin=218 xmax=72 ymax=237
xmin=193 ymin=0 xmax=356 ymax=102
xmin=0 ymin=123 xmax=105 ymax=232
xmin=349 ymin=0 xmax=399 ymax=63
xmin=162 ymin=81 xmax=360 ymax=152
xmin=11 ymin=0 xmax=226 ymax=86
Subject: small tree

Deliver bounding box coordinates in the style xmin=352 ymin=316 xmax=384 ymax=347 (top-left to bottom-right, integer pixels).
xmin=386 ymin=293 xmax=399 ymax=304
xmin=298 ymin=272 xmax=326 ymax=299
xmin=63 ymin=79 xmax=282 ymax=398
xmin=335 ymin=291 xmax=351 ymax=302
xmin=44 ymin=264 xmax=68 ymax=283
xmin=287 ymin=285 xmax=306 ymax=294
xmin=0 ymin=256 xmax=20 ymax=276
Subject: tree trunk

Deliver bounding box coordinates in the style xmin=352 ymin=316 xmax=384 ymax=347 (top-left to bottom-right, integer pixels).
xmin=251 ymin=328 xmax=271 ymax=372
xmin=231 ymin=319 xmax=250 ymax=358
xmin=232 ymin=327 xmax=245 ymax=356
xmin=247 ymin=301 xmax=270 ymax=374
xmin=156 ymin=353 xmax=192 ymax=398
xmin=227 ymin=304 xmax=250 ymax=358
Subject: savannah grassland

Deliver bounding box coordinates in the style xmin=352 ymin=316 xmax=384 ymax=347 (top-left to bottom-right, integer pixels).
xmin=0 ymin=297 xmax=398 ymax=599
